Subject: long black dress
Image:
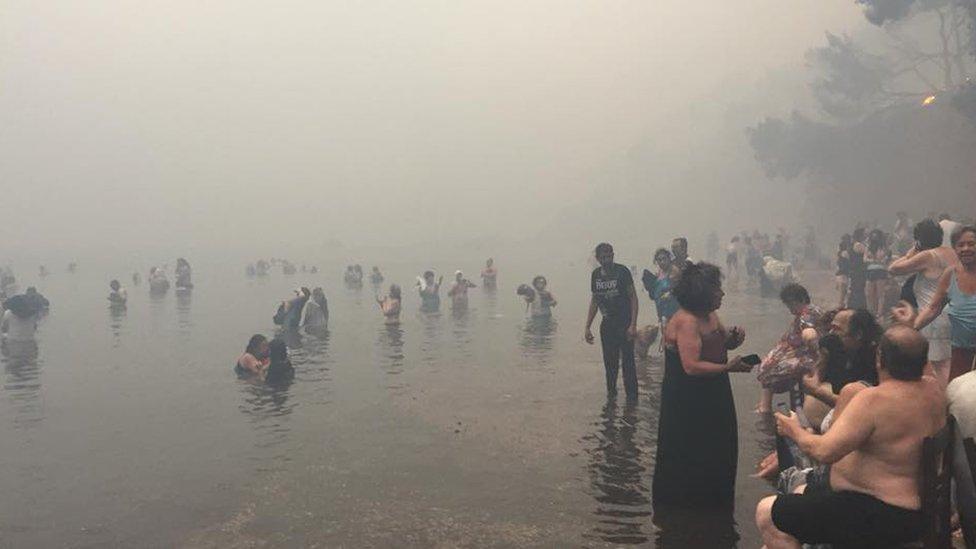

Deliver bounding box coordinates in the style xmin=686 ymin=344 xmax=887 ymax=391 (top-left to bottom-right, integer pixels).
xmin=652 ymin=329 xmax=738 ymax=507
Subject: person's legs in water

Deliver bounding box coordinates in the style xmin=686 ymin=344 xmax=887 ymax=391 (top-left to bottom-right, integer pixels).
xmin=619 ymin=333 xmax=638 ymax=400
xmin=600 ymin=320 xmax=620 ymax=396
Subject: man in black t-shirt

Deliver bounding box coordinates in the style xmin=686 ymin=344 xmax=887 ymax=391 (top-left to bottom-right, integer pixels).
xmin=585 ymin=242 xmax=639 ymax=399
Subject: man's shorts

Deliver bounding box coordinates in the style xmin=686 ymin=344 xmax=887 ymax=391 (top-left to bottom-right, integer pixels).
xmin=771 ymin=484 xmax=922 ymax=547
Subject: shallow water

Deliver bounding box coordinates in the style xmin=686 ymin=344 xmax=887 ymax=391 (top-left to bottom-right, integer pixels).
xmin=0 ymin=259 xmax=811 ymax=547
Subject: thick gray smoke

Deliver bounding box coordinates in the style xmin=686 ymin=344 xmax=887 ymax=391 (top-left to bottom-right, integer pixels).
xmin=857 ymin=0 xmax=916 ymax=25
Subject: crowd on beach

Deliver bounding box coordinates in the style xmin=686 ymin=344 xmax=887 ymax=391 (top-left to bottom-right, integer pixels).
xmin=3 ymin=210 xmax=976 ymax=548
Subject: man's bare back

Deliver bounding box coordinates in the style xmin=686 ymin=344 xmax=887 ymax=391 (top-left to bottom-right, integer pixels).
xmin=830 ymin=375 xmax=945 ymax=509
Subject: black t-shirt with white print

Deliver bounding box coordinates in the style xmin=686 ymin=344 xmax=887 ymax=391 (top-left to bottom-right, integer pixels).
xmin=591 ymin=262 xmax=633 ymax=324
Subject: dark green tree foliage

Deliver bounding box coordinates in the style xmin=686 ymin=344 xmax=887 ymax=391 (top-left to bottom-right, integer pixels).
xmin=807 ymin=33 xmax=894 ymax=119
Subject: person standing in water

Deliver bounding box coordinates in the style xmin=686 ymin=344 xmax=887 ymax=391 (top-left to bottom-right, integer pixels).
xmin=584 ymin=243 xmax=639 ymax=400
xmin=236 ymin=334 xmax=269 ymax=377
xmin=377 ymin=284 xmax=402 ymax=324
xmin=302 ymin=287 xmax=329 ymax=331
xmin=369 ymin=267 xmax=384 ymax=286
xmin=652 ymin=262 xmax=750 ymax=509
xmin=175 ymin=258 xmax=193 ymax=290
xmin=448 ymin=271 xmax=477 ymax=311
xmin=108 ymin=280 xmax=128 ymax=307
xmin=417 ymin=271 xmax=442 ymax=312
xmin=671 ymin=237 xmax=691 ymax=273
xmin=521 ymin=276 xmax=557 ymax=318
xmin=481 ymin=258 xmax=497 ymax=290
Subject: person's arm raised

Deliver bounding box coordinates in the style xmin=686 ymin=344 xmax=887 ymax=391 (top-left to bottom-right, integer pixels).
xmin=779 ymin=388 xmax=875 ymax=464
xmin=887 ymin=246 xmax=927 ymax=276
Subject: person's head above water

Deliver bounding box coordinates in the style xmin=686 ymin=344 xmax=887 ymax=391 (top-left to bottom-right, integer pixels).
xmin=299 ymin=287 xmax=311 ymax=298
xmin=389 ymin=284 xmax=401 ymax=299
xmin=486 ymin=258 xmax=493 ymax=267
xmin=673 ymin=262 xmax=723 ymax=317
xmin=110 ymin=280 xmax=121 ymax=291
xmin=423 ymin=270 xmax=435 ymax=282
xmin=951 ymin=225 xmax=976 ymax=266
xmin=671 ymin=237 xmax=689 ymax=260
xmin=594 ymin=243 xmax=614 ymax=267
xmin=532 ymin=275 xmax=547 ymax=290
xmin=245 ymin=334 xmax=269 ymax=358
xmin=877 ymin=325 xmax=928 ymax=381
xmin=268 ymin=338 xmax=288 ymax=365
xmin=455 ymin=270 xmax=463 ymax=281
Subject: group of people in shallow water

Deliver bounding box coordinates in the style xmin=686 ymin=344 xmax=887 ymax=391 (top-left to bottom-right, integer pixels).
xmin=582 ymin=217 xmax=976 ymax=548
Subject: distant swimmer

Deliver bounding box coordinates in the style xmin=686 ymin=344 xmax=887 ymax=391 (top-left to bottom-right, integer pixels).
xmin=255 ymin=260 xmax=270 ymax=276
xmin=344 ymin=265 xmax=364 ymax=287
xmin=417 ymin=271 xmax=442 ymax=312
xmin=302 ymin=287 xmax=329 ymax=331
xmin=264 ymin=338 xmax=294 ymax=385
xmin=377 ymin=284 xmax=402 ymax=324
xmin=149 ymin=267 xmax=170 ymax=293
xmin=132 ymin=272 xmax=142 ymax=285
xmin=518 ymin=276 xmax=557 ymax=318
xmin=246 ymin=263 xmax=257 ymax=277
xmin=108 ymin=280 xmax=128 ymax=307
xmin=38 ymin=266 xmax=49 ymax=278
xmin=175 ymin=258 xmax=193 ymax=290
xmin=67 ymin=262 xmax=78 ymax=273
xmin=1 ymin=294 xmax=39 ymax=342
xmin=481 ymin=258 xmax=497 ymax=290
xmin=235 ymin=334 xmax=269 ymax=377
xmin=370 ymin=266 xmax=385 ymax=286
xmin=671 ymin=237 xmax=691 ymax=273
xmin=448 ymin=271 xmax=476 ymax=311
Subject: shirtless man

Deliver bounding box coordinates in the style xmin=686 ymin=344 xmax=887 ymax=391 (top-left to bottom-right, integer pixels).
xmin=756 ymin=326 xmax=945 ymax=548
xmin=448 ymin=271 xmax=476 ymax=311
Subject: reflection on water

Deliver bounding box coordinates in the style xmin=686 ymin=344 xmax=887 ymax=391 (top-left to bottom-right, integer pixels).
xmin=519 ymin=316 xmax=557 ymax=364
xmin=652 ymin=504 xmax=738 ymax=548
xmin=419 ymin=312 xmax=442 ymax=367
xmin=108 ymin=304 xmax=127 ymax=345
xmin=238 ymin=380 xmax=296 ymax=473
xmin=1 ymin=340 xmax=42 ymax=429
xmin=176 ymin=290 xmax=193 ymax=335
xmin=582 ymin=400 xmax=653 ymax=545
xmin=376 ymin=324 xmax=406 ymax=393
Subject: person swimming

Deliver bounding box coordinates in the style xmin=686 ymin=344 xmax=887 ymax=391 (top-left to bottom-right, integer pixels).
xmin=377 ymin=284 xmax=402 ymax=324
xmin=264 ymin=338 xmax=294 ymax=385
xmin=236 ymin=334 xmax=270 ymax=377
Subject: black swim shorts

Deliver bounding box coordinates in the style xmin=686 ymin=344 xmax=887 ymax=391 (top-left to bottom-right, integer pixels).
xmin=771 ymin=487 xmax=922 ymax=547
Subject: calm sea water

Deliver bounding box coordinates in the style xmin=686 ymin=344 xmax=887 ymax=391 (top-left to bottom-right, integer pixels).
xmin=0 ymin=256 xmax=807 ymax=547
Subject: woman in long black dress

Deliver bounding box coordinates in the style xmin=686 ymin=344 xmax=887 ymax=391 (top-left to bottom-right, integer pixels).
xmin=652 ymin=262 xmax=754 ymax=508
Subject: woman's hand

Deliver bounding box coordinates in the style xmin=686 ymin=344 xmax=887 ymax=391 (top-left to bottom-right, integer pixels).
xmin=727 ymin=355 xmax=755 ymax=373
xmin=801 ymin=370 xmax=820 ymax=394
xmin=726 ymin=326 xmax=746 ymax=350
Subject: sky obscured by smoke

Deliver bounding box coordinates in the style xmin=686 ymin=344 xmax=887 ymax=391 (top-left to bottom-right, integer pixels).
xmin=2 ymin=1 xmax=863 ymax=258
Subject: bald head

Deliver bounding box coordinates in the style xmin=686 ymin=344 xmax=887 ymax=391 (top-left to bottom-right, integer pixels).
xmin=878 ymin=326 xmax=929 ymax=381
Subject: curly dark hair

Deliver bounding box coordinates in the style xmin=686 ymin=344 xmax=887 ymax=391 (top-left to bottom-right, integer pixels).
xmin=913 ymin=219 xmax=943 ymax=250
xmin=779 ymin=283 xmax=810 ymax=305
xmin=673 ymin=261 xmax=723 ymax=317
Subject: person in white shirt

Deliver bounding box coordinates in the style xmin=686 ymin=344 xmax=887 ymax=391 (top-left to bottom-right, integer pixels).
xmin=1 ymin=296 xmax=38 ymax=342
